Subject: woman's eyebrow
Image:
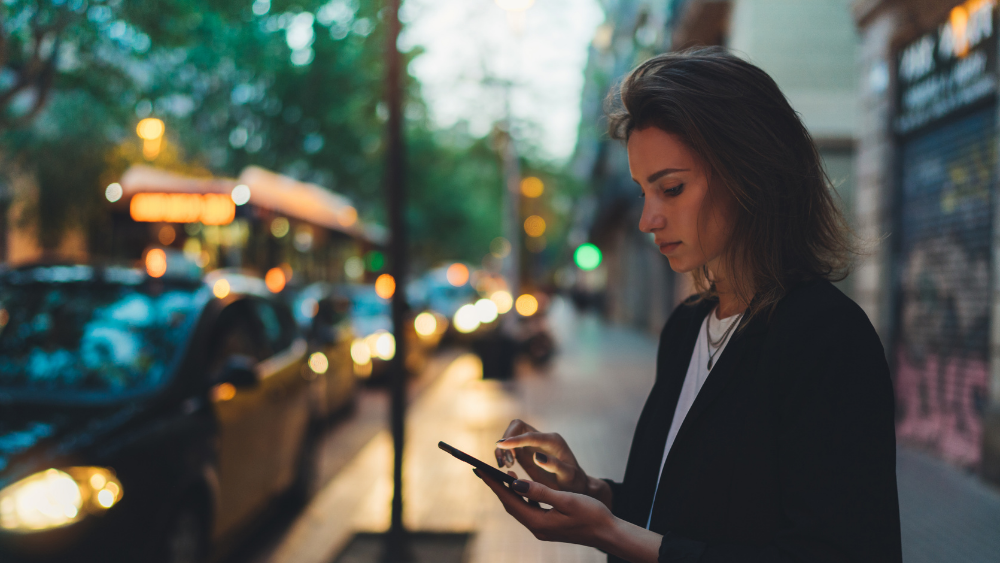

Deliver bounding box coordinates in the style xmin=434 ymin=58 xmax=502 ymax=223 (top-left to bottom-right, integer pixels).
xmin=647 ymin=168 xmax=689 ymax=183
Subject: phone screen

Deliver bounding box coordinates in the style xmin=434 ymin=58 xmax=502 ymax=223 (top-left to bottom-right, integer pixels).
xmin=438 ymin=441 xmax=517 ymax=485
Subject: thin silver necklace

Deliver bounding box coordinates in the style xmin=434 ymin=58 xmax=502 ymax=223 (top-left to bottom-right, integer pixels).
xmin=705 ymin=309 xmax=741 ymax=371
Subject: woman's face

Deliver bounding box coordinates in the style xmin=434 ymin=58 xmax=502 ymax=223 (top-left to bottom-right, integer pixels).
xmin=627 ymin=127 xmax=734 ymax=275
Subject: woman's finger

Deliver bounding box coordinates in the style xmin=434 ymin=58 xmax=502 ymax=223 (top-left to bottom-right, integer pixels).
xmin=532 ymin=451 xmax=575 ymax=481
xmin=495 ymin=431 xmax=563 ymax=451
xmin=495 ymin=419 xmax=538 ymax=468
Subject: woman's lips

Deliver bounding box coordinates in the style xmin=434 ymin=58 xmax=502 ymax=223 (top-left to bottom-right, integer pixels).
xmin=658 ymin=241 xmax=681 ymax=253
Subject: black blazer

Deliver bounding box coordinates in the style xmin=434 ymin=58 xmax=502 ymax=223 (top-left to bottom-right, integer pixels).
xmin=607 ymin=280 xmax=902 ymax=563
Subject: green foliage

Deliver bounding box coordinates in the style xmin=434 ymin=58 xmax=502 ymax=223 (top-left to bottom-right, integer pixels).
xmin=0 ymin=0 xmax=556 ymax=271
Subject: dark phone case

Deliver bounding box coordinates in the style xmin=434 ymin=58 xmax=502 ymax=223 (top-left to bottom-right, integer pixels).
xmin=438 ymin=441 xmax=517 ymax=485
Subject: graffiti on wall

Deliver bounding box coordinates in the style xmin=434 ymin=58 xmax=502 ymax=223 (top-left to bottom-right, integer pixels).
xmin=895 ymin=108 xmax=995 ymax=467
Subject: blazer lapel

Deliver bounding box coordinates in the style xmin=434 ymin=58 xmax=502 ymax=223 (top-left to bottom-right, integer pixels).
xmin=623 ymin=299 xmax=712 ymax=525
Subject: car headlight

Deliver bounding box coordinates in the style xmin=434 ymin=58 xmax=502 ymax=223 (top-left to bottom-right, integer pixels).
xmin=0 ymin=467 xmax=123 ymax=533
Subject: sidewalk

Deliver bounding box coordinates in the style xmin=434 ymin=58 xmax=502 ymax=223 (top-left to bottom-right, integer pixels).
xmin=264 ymin=298 xmax=1000 ymax=563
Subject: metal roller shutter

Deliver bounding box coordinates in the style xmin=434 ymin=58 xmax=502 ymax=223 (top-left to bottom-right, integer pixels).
xmin=894 ymin=107 xmax=996 ymax=467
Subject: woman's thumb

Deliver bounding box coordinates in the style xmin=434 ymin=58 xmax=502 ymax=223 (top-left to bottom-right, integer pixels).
xmin=510 ymin=478 xmax=558 ymax=506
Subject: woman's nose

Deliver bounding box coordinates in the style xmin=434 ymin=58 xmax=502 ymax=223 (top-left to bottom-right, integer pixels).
xmin=638 ymin=200 xmax=665 ymax=234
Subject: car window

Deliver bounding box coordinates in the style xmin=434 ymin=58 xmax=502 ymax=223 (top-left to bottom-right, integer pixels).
xmin=251 ymin=299 xmax=295 ymax=356
xmin=206 ymin=301 xmax=268 ymax=375
xmin=0 ymin=278 xmax=202 ymax=401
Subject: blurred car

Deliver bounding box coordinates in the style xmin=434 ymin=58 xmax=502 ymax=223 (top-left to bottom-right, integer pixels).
xmin=409 ymin=266 xmax=500 ymax=342
xmin=0 ymin=264 xmax=323 ymax=563
xmin=289 ymin=282 xmax=357 ymax=419
xmin=340 ymin=284 xmax=443 ymax=382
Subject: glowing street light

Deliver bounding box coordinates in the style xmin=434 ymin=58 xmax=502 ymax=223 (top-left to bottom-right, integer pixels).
xmin=136 ymin=118 xmax=165 ymax=160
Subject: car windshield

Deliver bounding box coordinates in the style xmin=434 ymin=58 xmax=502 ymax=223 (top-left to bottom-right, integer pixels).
xmin=0 ymin=269 xmax=204 ymax=402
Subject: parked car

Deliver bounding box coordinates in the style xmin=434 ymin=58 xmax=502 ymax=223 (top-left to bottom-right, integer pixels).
xmin=288 ymin=282 xmax=357 ymax=419
xmin=0 ymin=264 xmax=321 ymax=563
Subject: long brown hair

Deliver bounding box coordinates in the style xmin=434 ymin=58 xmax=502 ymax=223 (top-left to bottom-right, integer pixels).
xmin=606 ymin=46 xmax=855 ymax=323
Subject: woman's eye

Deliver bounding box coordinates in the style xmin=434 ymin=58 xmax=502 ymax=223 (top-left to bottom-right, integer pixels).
xmin=662 ymin=184 xmax=684 ymax=196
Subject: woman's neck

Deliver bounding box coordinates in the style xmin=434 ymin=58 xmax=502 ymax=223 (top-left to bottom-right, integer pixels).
xmin=711 ymin=277 xmax=748 ymax=319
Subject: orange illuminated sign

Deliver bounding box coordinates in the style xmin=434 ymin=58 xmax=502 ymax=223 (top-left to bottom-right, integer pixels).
xmin=129 ymin=193 xmax=235 ymax=225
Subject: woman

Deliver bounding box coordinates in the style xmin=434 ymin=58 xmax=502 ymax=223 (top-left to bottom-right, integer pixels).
xmin=474 ymin=48 xmax=902 ymax=563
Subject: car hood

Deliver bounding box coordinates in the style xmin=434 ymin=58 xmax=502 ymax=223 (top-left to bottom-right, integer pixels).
xmin=0 ymin=403 xmax=141 ymax=488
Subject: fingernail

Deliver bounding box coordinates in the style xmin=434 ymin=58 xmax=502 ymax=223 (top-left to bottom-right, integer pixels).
xmin=504 ymin=451 xmax=515 ymax=465
xmin=473 ymin=468 xmax=481 ymax=478
xmin=534 ymin=452 xmax=548 ymax=464
xmin=511 ymin=480 xmax=529 ymax=494
xmin=496 ymin=438 xmax=506 ymax=443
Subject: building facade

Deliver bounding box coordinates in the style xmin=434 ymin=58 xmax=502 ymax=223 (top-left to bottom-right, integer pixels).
xmin=853 ymin=0 xmax=1000 ymax=481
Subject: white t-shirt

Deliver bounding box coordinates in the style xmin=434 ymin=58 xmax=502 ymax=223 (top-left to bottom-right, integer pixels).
xmin=646 ymin=307 xmax=742 ymax=529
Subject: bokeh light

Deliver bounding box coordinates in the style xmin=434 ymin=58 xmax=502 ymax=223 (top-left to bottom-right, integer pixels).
xmin=495 ymin=0 xmax=535 ymax=11
xmin=105 ymin=183 xmax=123 ymax=203
xmin=345 ymin=256 xmax=365 ymax=280
xmin=338 ymin=205 xmax=358 ymax=227
xmin=515 ymin=293 xmax=539 ymax=316
xmin=136 ymin=117 xmax=165 ymax=140
xmin=375 ymin=273 xmax=396 ymax=299
xmin=366 ymin=251 xmax=385 ymax=272
xmin=475 ymin=298 xmax=499 ymax=323
xmin=574 ymin=243 xmax=603 ymax=271
xmin=524 ymin=215 xmax=546 ymax=237
xmin=453 ymin=304 xmax=481 ymax=333
xmin=270 ymin=217 xmax=290 ymax=238
xmin=301 ymin=298 xmax=319 ymax=318
xmin=490 ymin=290 xmax=513 ymax=314
xmin=213 ymin=279 xmax=231 ymax=299
xmin=158 ymin=225 xmax=176 ymax=246
xmin=265 ymin=267 xmax=286 ymax=293
xmin=414 ymin=312 xmax=438 ymax=336
xmin=446 ymin=263 xmax=470 ymax=286
xmin=351 ymin=338 xmax=372 ymax=364
xmin=231 ymin=184 xmax=251 ymax=205
xmin=520 ymin=176 xmax=544 ymax=198
xmin=490 ymin=237 xmax=511 ymax=258
xmin=145 ymin=249 xmax=167 ymax=278
xmin=374 ymin=332 xmax=396 ymax=360
xmin=309 ymin=352 xmax=329 ymax=374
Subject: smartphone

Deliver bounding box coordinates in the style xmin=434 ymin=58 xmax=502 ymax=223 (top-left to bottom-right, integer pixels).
xmin=438 ymin=441 xmax=517 ymax=485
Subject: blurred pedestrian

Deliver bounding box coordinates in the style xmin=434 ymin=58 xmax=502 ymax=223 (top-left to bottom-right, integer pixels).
xmin=476 ymin=47 xmax=901 ymax=563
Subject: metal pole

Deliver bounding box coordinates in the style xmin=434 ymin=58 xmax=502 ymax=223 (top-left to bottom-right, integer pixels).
xmin=383 ymin=0 xmax=411 ymax=559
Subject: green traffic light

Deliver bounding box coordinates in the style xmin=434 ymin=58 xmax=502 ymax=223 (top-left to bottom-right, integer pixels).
xmin=574 ymin=243 xmax=602 ymax=271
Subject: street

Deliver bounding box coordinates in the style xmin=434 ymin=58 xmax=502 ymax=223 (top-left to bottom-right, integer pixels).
xmin=220 ymin=298 xmax=1000 ymax=563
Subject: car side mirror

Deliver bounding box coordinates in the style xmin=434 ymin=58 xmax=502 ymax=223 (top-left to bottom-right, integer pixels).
xmin=215 ymin=355 xmax=259 ymax=388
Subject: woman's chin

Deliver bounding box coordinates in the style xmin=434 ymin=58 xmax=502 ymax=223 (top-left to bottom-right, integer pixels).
xmin=664 ymin=256 xmax=697 ymax=273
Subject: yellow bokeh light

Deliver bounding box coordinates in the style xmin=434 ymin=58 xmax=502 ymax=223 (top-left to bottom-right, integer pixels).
xmin=453 ymin=304 xmax=481 ymax=333
xmin=96 ymin=489 xmax=115 ymax=509
xmin=265 ymin=267 xmax=286 ymax=293
xmin=271 ymin=217 xmax=290 ymax=238
xmin=136 ymin=118 xmax=165 ymax=140
xmin=490 ymin=290 xmax=513 ymax=314
xmin=89 ymin=473 xmax=106 ymax=491
xmin=213 ymin=279 xmax=231 ymax=299
xmin=158 ymin=225 xmax=176 ymax=246
xmin=309 ymin=352 xmax=330 ymax=374
xmin=446 ymin=263 xmax=470 ymax=286
xmin=515 ymin=294 xmax=539 ymax=317
xmin=351 ymin=338 xmax=372 ymax=365
xmin=414 ymin=312 xmax=438 ymax=337
xmin=475 ymin=298 xmax=499 ymax=323
xmin=213 ymin=382 xmax=236 ymax=402
xmin=375 ymin=273 xmax=396 ymax=300
xmin=145 ymin=249 xmax=167 ymax=278
xmin=374 ymin=332 xmax=396 ymax=360
xmin=524 ymin=215 xmax=546 ymax=237
xmin=520 ymin=176 xmax=544 ymax=198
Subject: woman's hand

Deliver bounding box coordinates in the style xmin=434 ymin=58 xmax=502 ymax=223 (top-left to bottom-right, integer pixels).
xmin=494 ymin=419 xmax=612 ymax=508
xmin=475 ymin=470 xmax=614 ymax=546
xmin=475 ymin=471 xmax=661 ymax=563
